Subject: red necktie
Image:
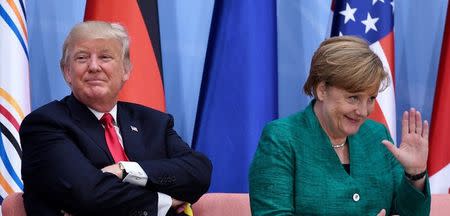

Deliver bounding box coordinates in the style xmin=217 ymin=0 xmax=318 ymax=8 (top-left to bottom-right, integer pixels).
xmin=100 ymin=113 xmax=129 ymax=162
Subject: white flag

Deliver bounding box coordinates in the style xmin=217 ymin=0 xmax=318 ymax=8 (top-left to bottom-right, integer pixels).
xmin=0 ymin=0 xmax=30 ymax=202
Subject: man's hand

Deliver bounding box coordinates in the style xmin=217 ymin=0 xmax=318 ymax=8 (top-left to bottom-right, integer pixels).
xmin=61 ymin=209 xmax=72 ymax=216
xmin=172 ymin=198 xmax=188 ymax=214
xmin=101 ymin=164 xmax=123 ymax=179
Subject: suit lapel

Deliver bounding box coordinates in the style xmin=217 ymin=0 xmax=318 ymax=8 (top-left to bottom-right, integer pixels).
xmin=117 ymin=103 xmax=146 ymax=160
xmin=66 ymin=95 xmax=114 ymax=162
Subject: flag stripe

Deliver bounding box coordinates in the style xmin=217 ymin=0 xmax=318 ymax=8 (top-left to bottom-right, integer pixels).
xmin=428 ymin=3 xmax=450 ymax=194
xmin=0 ymin=135 xmax=22 ymax=190
xmin=0 ymin=104 xmax=20 ymax=131
xmin=0 ymin=4 xmax=28 ymax=59
xmin=368 ymin=101 xmax=388 ymax=126
xmin=137 ymin=0 xmax=163 ymax=75
xmin=0 ymin=168 xmax=14 ymax=195
xmin=0 ymin=88 xmax=25 ymax=120
xmin=0 ymin=123 xmax=21 ymax=159
xmin=429 ymin=164 xmax=450 ymax=193
xmin=6 ymin=0 xmax=27 ymax=40
xmin=85 ymin=0 xmax=166 ymax=111
xmin=18 ymin=0 xmax=25 ymax=20
xmin=428 ymin=11 xmax=450 ymax=176
xmin=370 ymin=40 xmax=396 ymax=140
xmin=379 ymin=32 xmax=395 ymax=82
xmin=331 ymin=0 xmax=396 ymax=141
xmin=0 ymin=127 xmax=22 ymax=189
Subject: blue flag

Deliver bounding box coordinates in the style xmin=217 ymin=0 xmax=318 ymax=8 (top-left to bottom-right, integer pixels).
xmin=193 ymin=0 xmax=278 ymax=192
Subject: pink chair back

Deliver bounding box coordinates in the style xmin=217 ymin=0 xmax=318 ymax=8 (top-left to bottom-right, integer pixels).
xmin=430 ymin=194 xmax=450 ymax=216
xmin=2 ymin=192 xmax=448 ymax=215
xmin=2 ymin=192 xmax=26 ymax=216
xmin=192 ymin=193 xmax=251 ymax=216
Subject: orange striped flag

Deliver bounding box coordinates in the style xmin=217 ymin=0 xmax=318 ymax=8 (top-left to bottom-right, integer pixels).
xmin=0 ymin=0 xmax=30 ymax=203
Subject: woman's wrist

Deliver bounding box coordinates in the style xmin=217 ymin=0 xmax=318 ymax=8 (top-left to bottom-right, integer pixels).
xmin=404 ymin=166 xmax=427 ymax=175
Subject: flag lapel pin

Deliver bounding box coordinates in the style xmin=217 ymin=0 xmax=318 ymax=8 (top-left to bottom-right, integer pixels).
xmin=130 ymin=126 xmax=138 ymax=132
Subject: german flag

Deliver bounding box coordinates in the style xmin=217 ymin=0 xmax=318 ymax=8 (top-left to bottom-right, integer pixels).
xmin=84 ymin=0 xmax=165 ymax=112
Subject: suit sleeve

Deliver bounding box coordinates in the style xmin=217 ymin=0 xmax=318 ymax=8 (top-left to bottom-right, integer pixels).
xmin=20 ymin=111 xmax=159 ymax=216
xmin=248 ymin=123 xmax=295 ymax=216
xmin=138 ymin=114 xmax=212 ymax=203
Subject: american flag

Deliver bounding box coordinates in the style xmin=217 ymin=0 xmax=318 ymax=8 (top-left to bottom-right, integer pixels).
xmin=331 ymin=0 xmax=396 ymax=142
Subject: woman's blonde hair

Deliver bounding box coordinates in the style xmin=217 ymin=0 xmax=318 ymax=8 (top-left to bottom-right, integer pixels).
xmin=303 ymin=36 xmax=388 ymax=97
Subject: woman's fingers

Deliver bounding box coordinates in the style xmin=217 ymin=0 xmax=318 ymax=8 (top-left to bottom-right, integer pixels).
xmin=402 ymin=111 xmax=408 ymax=139
xmin=403 ymin=108 xmax=427 ymax=137
xmin=409 ymin=108 xmax=416 ymax=134
xmin=415 ymin=110 xmax=422 ymax=135
xmin=422 ymin=120 xmax=429 ymax=141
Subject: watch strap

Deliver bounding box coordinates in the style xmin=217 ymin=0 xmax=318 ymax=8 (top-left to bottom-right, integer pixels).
xmin=118 ymin=162 xmax=128 ymax=179
xmin=404 ymin=170 xmax=427 ymax=181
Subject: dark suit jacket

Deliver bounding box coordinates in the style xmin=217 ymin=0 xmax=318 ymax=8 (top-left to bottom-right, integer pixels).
xmin=20 ymin=95 xmax=212 ymax=216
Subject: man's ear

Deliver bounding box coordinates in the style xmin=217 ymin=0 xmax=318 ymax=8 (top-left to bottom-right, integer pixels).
xmin=316 ymin=81 xmax=327 ymax=101
xmin=62 ymin=66 xmax=72 ymax=86
xmin=122 ymin=68 xmax=130 ymax=82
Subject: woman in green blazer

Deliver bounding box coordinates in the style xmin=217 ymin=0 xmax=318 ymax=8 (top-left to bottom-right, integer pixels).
xmin=249 ymin=36 xmax=430 ymax=215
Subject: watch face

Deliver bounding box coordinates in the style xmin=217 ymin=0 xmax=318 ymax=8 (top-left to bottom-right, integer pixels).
xmin=120 ymin=165 xmax=128 ymax=179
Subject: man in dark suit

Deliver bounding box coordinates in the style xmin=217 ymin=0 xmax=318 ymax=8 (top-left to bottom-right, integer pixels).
xmin=20 ymin=21 xmax=212 ymax=216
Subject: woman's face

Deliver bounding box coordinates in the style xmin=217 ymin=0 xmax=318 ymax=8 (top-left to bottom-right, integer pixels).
xmin=314 ymin=82 xmax=377 ymax=139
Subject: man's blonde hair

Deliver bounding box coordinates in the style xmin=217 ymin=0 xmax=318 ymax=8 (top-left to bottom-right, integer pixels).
xmin=60 ymin=21 xmax=131 ymax=72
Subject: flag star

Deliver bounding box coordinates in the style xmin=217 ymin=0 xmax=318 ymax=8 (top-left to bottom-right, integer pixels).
xmin=372 ymin=0 xmax=385 ymax=5
xmin=339 ymin=3 xmax=357 ymax=24
xmin=361 ymin=13 xmax=379 ymax=33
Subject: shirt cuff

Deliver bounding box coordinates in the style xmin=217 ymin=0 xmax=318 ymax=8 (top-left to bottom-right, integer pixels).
xmin=119 ymin=161 xmax=148 ymax=186
xmin=157 ymin=192 xmax=172 ymax=216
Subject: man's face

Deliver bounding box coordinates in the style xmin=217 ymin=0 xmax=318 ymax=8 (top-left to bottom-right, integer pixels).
xmin=63 ymin=38 xmax=129 ymax=110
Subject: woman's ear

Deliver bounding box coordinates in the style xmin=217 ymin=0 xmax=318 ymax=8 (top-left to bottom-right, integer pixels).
xmin=316 ymin=81 xmax=327 ymax=101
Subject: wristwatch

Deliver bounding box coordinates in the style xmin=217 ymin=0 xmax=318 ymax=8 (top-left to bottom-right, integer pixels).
xmin=404 ymin=170 xmax=427 ymax=181
xmin=118 ymin=162 xmax=128 ymax=179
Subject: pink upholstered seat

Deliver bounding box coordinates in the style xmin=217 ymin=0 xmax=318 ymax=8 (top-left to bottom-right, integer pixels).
xmin=192 ymin=193 xmax=251 ymax=216
xmin=2 ymin=192 xmax=26 ymax=216
xmin=430 ymin=194 xmax=450 ymax=215
xmin=2 ymin=192 xmax=449 ymax=215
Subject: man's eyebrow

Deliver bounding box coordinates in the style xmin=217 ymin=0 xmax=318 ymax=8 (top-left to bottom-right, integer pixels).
xmin=99 ymin=48 xmax=115 ymax=53
xmin=72 ymin=49 xmax=88 ymax=54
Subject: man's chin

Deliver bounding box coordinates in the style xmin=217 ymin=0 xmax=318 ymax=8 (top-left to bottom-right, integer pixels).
xmin=79 ymin=91 xmax=110 ymax=103
xmin=85 ymin=87 xmax=109 ymax=96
